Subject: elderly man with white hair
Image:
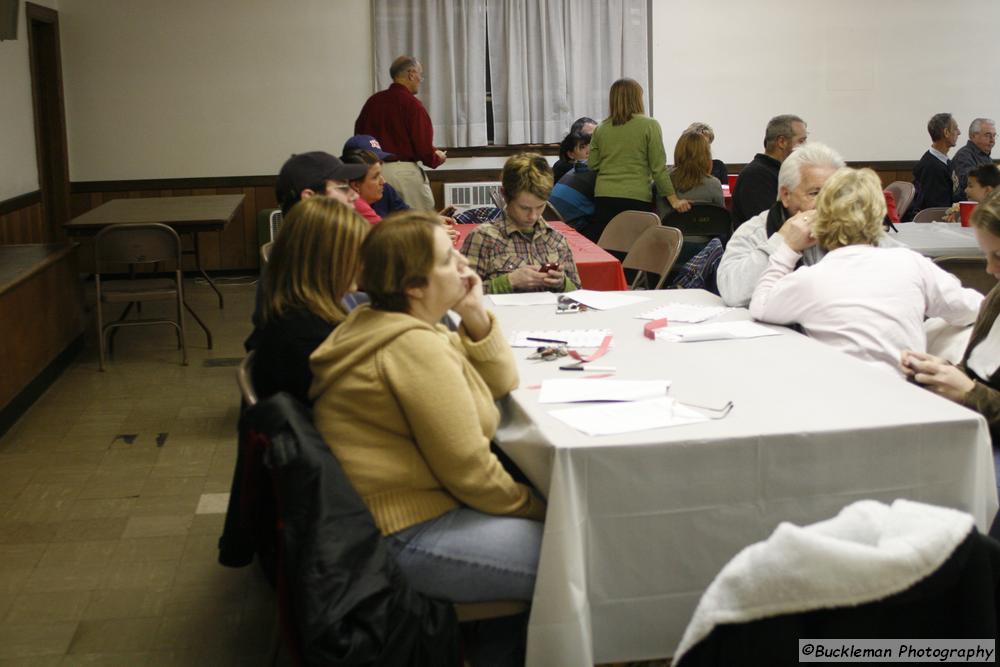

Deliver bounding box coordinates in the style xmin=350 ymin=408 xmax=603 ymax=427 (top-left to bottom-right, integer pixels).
xmin=717 ymin=142 xmax=845 ymax=307
xmin=953 ymin=117 xmax=996 ymax=200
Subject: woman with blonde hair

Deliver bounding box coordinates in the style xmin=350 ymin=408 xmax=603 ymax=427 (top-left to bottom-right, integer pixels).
xmin=251 ymin=196 xmax=368 ymax=404
xmin=584 ymin=78 xmax=692 ymax=242
xmin=310 ymin=211 xmax=545 ymax=664
xmin=750 ymin=167 xmax=981 ymax=375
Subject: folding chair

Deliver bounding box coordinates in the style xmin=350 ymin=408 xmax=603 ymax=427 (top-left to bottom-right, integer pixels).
xmin=596 ymin=210 xmax=660 ymax=254
xmin=934 ymin=256 xmax=998 ymax=295
xmin=94 ymin=223 xmax=188 ymax=370
xmin=885 ymin=181 xmax=915 ymax=220
xmin=622 ymin=226 xmax=684 ymax=290
xmin=912 ymin=207 xmax=950 ymax=222
xmin=662 ymin=203 xmax=733 ymax=243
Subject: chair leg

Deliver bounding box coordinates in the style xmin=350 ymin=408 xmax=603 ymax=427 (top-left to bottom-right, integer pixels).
xmin=96 ymin=296 xmax=106 ymax=372
xmin=176 ymin=271 xmax=188 ymax=365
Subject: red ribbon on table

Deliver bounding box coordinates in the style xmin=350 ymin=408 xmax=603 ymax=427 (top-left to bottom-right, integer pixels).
xmin=567 ymin=335 xmax=612 ymax=363
xmin=643 ymin=318 xmax=668 ymax=340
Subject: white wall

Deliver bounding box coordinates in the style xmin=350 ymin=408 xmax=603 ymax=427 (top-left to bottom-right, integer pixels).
xmin=10 ymin=1 xmax=1000 ymax=191
xmin=651 ymin=0 xmax=1000 ymax=164
xmin=58 ymin=0 xmax=373 ymax=181
xmin=0 ymin=0 xmax=57 ymax=201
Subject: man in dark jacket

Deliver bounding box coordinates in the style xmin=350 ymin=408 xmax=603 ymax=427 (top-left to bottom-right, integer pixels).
xmin=907 ymin=112 xmax=962 ymax=219
xmin=731 ymin=114 xmax=807 ymax=226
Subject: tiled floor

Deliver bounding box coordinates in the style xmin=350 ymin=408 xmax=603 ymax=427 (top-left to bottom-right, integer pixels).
xmin=0 ymin=275 xmax=675 ymax=666
xmin=0 ymin=277 xmax=275 ymax=665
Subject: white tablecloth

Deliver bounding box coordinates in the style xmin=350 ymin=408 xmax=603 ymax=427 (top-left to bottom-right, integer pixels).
xmin=888 ymin=222 xmax=980 ymax=257
xmin=493 ymin=289 xmax=998 ymax=665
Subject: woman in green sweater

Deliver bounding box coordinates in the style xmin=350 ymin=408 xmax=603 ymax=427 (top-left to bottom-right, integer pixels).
xmin=585 ymin=78 xmax=692 ymax=243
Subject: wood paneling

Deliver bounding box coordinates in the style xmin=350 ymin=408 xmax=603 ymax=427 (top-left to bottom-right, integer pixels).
xmin=29 ymin=161 xmax=918 ymax=269
xmin=0 ymin=192 xmax=49 ymax=245
xmin=0 ymin=243 xmax=84 ymax=411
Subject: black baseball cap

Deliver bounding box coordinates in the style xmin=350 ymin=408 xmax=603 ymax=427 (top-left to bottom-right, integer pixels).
xmin=276 ymin=151 xmax=369 ymax=204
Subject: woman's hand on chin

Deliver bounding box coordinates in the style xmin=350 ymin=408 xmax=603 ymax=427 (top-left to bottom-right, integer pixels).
xmin=452 ymin=269 xmax=490 ymax=340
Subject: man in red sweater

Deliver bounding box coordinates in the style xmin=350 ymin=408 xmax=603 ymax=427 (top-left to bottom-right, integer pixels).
xmin=355 ymin=55 xmax=446 ymax=211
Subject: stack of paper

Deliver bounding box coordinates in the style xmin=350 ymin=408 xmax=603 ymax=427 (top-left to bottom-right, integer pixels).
xmin=562 ymin=290 xmax=650 ymax=310
xmin=548 ymin=397 xmax=709 ymax=436
xmin=489 ymin=293 xmax=559 ymax=306
xmin=511 ymin=330 xmax=612 ymax=348
xmin=654 ymin=320 xmax=782 ymax=342
xmin=636 ymin=303 xmax=728 ymax=323
xmin=537 ymin=379 xmax=670 ymax=404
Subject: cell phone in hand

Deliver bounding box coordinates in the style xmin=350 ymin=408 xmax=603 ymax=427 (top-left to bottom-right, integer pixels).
xmin=439 ymin=205 xmax=457 ymax=217
xmin=539 ymin=262 xmax=559 ymax=273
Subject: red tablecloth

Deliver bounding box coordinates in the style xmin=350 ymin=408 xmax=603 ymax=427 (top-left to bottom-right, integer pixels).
xmin=453 ymin=221 xmax=628 ymax=291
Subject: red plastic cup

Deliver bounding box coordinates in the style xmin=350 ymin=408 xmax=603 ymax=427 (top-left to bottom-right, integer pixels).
xmin=959 ymin=201 xmax=977 ymax=227
xmin=727 ymin=174 xmax=738 ymax=190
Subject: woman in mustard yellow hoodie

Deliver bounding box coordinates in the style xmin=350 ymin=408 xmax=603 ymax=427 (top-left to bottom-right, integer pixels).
xmin=309 ymin=211 xmax=545 ymax=629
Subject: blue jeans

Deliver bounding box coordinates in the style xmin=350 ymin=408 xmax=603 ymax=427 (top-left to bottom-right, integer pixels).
xmin=386 ymin=508 xmax=543 ymax=667
xmin=385 ymin=507 xmax=543 ymax=602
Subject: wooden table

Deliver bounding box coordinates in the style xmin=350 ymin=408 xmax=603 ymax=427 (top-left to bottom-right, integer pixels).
xmin=453 ymin=220 xmax=628 ymax=291
xmin=64 ymin=194 xmax=245 ymax=307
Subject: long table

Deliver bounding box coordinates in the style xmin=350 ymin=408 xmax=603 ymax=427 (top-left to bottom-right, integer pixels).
xmin=887 ymin=221 xmax=981 ymax=257
xmin=453 ymin=220 xmax=628 ymax=291
xmin=492 ymin=289 xmax=997 ymax=665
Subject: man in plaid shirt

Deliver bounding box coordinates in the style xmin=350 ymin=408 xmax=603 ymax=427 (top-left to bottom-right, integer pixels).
xmin=460 ymin=153 xmax=581 ymax=294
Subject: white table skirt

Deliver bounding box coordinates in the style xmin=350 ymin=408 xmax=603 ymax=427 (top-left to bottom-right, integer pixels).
xmin=492 ymin=289 xmax=998 ymax=665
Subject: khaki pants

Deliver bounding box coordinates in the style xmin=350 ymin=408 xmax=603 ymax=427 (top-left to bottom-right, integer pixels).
xmin=382 ymin=161 xmax=435 ymax=211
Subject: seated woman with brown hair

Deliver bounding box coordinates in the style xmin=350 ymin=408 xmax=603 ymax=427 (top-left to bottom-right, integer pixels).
xmin=309 ymin=211 xmax=545 ymax=665
xmin=661 ymin=130 xmax=724 ymax=216
xmin=750 ymin=167 xmax=982 ymax=376
xmin=251 ymin=196 xmax=368 ymax=404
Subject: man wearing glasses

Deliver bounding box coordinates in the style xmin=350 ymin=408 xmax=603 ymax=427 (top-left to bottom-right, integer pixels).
xmin=274 ymin=151 xmax=367 ymax=215
xmin=953 ymin=117 xmax=996 ymax=200
xmin=355 ymin=55 xmax=446 ymax=211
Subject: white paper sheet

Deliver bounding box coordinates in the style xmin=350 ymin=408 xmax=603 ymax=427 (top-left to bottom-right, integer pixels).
xmin=636 ymin=303 xmax=728 ymax=323
xmin=547 ymin=397 xmax=708 ymax=436
xmin=538 ymin=379 xmax=671 ymax=404
xmin=489 ymin=293 xmax=560 ymax=306
xmin=563 ymin=290 xmax=650 ymax=311
xmin=655 ymin=320 xmax=783 ymax=342
xmin=511 ymin=330 xmax=613 ymax=348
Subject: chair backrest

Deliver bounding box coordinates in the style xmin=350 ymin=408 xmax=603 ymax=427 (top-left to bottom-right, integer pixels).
xmin=94 ymin=223 xmax=182 ymax=271
xmin=662 ymin=203 xmax=733 ymax=241
xmin=622 ymin=225 xmax=683 ymax=289
xmin=933 ymin=256 xmax=998 ymax=296
xmin=260 ymin=241 xmax=273 ymax=265
xmin=237 ymin=351 xmax=258 ymax=407
xmin=912 ymin=206 xmax=950 ymax=223
xmin=269 ymin=209 xmax=284 ymax=241
xmin=543 ymin=201 xmax=564 ymax=222
xmin=885 ymin=181 xmax=915 ymax=220
xmin=597 ymin=210 xmax=659 ymax=253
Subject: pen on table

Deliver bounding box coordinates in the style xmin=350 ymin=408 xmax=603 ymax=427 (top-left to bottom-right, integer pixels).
xmin=559 ymin=365 xmax=616 ymax=372
xmin=528 ymin=336 xmax=568 ymax=344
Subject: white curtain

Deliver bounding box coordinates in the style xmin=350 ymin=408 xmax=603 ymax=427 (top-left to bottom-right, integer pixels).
xmin=372 ymin=0 xmax=489 ymax=147
xmin=487 ymin=0 xmax=648 ymax=145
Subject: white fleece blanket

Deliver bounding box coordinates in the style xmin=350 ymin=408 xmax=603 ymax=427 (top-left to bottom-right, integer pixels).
xmin=674 ymin=499 xmax=974 ymax=662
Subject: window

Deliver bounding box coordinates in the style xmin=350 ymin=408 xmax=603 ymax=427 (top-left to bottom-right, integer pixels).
xmin=372 ymin=0 xmax=648 ymax=147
